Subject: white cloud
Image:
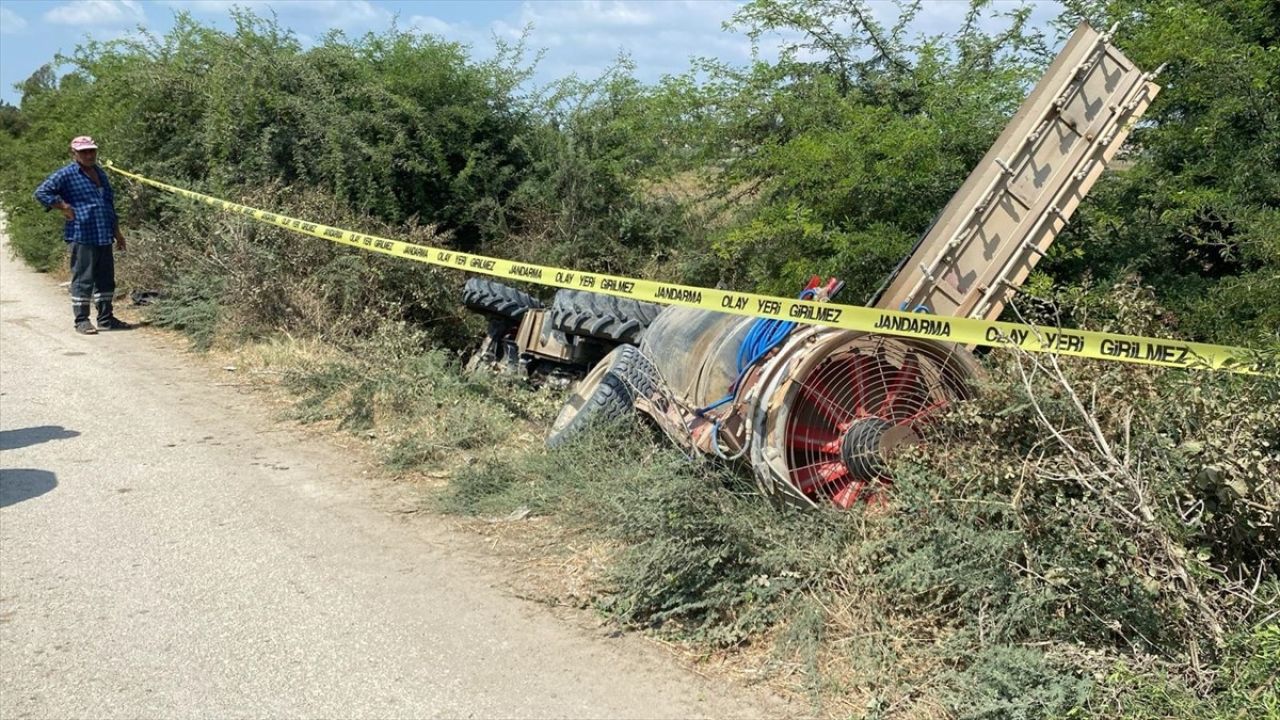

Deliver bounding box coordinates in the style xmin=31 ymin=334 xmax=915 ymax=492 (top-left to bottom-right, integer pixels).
xmin=165 ymin=0 xmax=272 ymax=11
xmin=514 ymin=1 xmax=726 ymax=37
xmin=44 ymin=0 xmax=146 ymax=27
xmin=519 ymin=0 xmax=659 ymax=30
xmin=0 ymin=6 xmax=29 ymax=35
xmin=166 ymin=0 xmax=389 ymax=33
xmin=407 ymin=14 xmax=469 ymax=39
xmin=299 ymin=0 xmax=388 ymax=30
xmin=492 ymin=1 xmax=747 ymax=82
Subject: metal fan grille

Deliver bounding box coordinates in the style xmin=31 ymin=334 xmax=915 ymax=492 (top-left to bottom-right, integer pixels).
xmin=780 ymin=336 xmax=976 ymax=508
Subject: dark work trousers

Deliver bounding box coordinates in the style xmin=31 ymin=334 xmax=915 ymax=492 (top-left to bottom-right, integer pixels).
xmin=68 ymin=242 xmax=116 ymax=324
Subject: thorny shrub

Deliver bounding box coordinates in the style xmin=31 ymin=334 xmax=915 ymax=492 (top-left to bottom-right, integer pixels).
xmin=441 ymin=421 xmax=859 ymax=647
xmin=125 ymin=182 xmax=477 ymax=350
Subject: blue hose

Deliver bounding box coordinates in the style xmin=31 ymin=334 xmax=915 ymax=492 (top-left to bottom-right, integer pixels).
xmin=695 ymin=288 xmax=816 ymax=417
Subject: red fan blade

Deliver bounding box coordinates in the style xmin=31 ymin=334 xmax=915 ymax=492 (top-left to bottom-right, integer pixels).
xmin=831 ymin=480 xmax=869 ymax=508
xmin=787 ymin=422 xmax=843 ymax=454
xmin=799 ymin=374 xmax=854 ymax=428
xmin=792 ymin=460 xmax=849 ymax=494
xmin=848 ymin=354 xmax=874 ymax=417
xmin=899 ymin=399 xmax=948 ymax=425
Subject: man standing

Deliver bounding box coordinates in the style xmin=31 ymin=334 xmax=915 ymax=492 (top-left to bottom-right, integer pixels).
xmin=34 ymin=135 xmax=131 ymax=334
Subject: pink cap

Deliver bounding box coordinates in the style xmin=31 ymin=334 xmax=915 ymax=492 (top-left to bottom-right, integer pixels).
xmin=70 ymin=136 xmax=98 ymax=151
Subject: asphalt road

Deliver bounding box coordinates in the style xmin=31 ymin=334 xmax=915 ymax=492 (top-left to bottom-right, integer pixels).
xmin=0 ymin=230 xmax=784 ymax=719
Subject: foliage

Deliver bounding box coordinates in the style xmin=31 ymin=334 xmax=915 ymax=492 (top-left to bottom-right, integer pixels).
xmin=2 ymin=1 xmax=1273 ymax=344
xmin=0 ymin=1 xmax=1276 ymax=715
xmin=491 ymin=60 xmax=699 ymax=281
xmin=437 ymin=283 xmax=1278 ymax=717
xmin=1089 ymin=619 xmax=1280 ymax=718
xmin=691 ymin=0 xmax=1051 ymax=300
xmin=278 ymin=321 xmax=549 ymax=468
xmin=149 ymin=272 xmax=224 ymax=350
xmin=433 ymin=305 xmax=1276 ymax=719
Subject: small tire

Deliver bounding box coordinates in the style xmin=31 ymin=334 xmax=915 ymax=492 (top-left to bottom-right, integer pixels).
xmin=462 ymin=278 xmax=543 ymax=320
xmin=546 ymin=345 xmax=656 ymax=448
xmin=548 ymin=289 xmax=662 ymax=345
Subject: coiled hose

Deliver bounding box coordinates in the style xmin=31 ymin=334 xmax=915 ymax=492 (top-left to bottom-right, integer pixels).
xmin=697 ymin=287 xmax=822 ymax=459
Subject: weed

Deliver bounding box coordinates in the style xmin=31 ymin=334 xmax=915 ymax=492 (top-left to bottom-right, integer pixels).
xmin=278 ymin=321 xmax=548 ymax=476
xmin=149 ymin=273 xmax=224 ymax=350
xmin=940 ymin=645 xmax=1091 ymax=720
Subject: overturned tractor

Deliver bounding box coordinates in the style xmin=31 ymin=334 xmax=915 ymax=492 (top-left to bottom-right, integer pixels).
xmin=464 ymin=23 xmax=1162 ymax=509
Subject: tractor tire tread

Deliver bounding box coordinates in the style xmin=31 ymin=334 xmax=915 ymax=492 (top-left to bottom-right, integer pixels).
xmin=548 ymin=290 xmax=662 ymax=344
xmin=546 ymin=345 xmax=655 ymax=447
xmin=461 ymin=277 xmax=543 ymax=320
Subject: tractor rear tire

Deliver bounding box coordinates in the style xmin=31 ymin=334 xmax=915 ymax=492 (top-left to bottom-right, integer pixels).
xmin=462 ymin=278 xmax=543 ymax=320
xmin=546 ymin=345 xmax=656 ymax=448
xmin=547 ymin=289 xmax=661 ymax=345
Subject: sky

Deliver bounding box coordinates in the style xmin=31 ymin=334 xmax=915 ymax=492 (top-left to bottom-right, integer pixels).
xmin=0 ymin=0 xmax=1065 ymax=106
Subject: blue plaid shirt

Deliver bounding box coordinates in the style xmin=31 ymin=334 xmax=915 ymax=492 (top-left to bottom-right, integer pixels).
xmin=34 ymin=162 xmax=119 ymax=246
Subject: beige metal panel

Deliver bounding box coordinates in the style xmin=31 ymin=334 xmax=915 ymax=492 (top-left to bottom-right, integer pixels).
xmin=961 ymin=55 xmax=1157 ymax=318
xmin=905 ymin=23 xmax=1107 ymax=287
xmin=874 ymin=22 xmax=1160 ymax=320
xmin=983 ymin=79 xmax=1160 ymax=320
xmin=515 ymin=310 xmax=575 ymax=362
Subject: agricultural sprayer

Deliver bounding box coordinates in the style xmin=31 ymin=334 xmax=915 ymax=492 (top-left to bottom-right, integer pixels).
xmin=463 ymin=23 xmax=1163 ymax=508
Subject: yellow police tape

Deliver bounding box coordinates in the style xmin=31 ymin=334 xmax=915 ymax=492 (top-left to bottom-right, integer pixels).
xmin=107 ymin=163 xmax=1272 ymax=376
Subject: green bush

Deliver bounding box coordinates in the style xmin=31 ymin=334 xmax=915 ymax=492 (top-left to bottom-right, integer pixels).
xmin=941 ymin=645 xmax=1091 ymax=720
xmin=1046 ymin=0 xmax=1280 ymax=345
xmin=0 ymin=11 xmax=537 ymax=347
xmin=149 ymin=273 xmax=224 ymax=350
xmin=277 ymin=322 xmax=548 ymax=470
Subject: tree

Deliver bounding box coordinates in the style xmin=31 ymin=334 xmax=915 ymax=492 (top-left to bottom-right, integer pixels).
xmin=0 ymin=100 xmax=26 ymax=137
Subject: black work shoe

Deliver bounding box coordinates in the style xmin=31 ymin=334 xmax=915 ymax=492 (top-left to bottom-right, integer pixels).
xmin=75 ymin=321 xmax=98 ymax=335
xmin=97 ymin=317 xmax=133 ymax=331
